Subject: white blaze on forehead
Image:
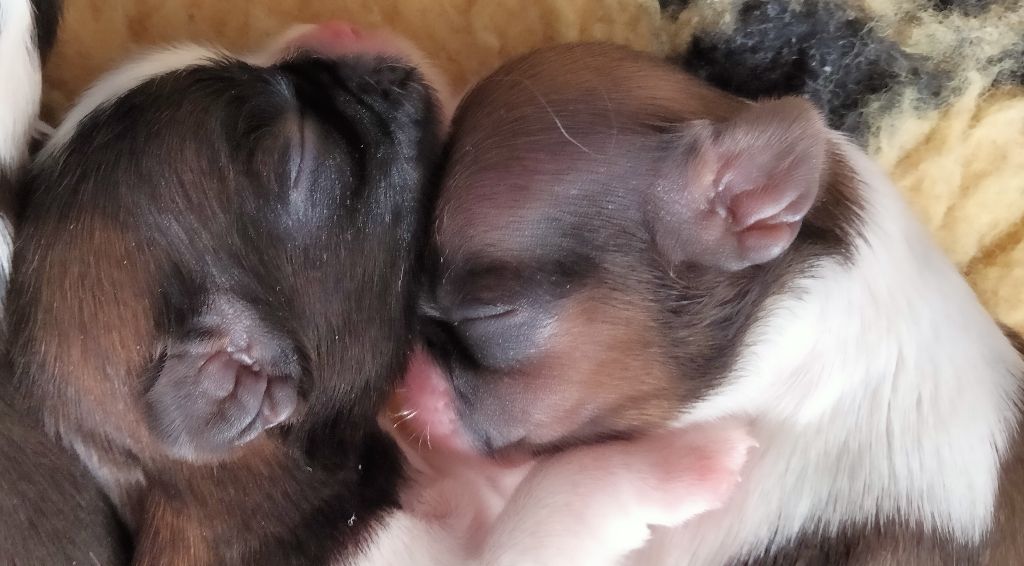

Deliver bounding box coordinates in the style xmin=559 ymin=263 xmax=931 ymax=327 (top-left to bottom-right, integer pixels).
xmin=41 ymin=43 xmax=226 ymax=158
xmin=0 ymin=0 xmax=42 ymax=169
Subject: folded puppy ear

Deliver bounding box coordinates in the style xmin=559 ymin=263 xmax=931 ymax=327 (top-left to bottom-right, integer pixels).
xmin=145 ymin=296 xmax=300 ymax=461
xmin=650 ymin=97 xmax=828 ymax=271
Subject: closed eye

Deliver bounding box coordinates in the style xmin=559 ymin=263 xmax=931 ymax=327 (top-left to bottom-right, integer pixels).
xmin=418 ymin=300 xmax=518 ymax=324
xmin=450 ymin=304 xmax=519 ymax=323
xmin=449 ymin=306 xmax=553 ymax=371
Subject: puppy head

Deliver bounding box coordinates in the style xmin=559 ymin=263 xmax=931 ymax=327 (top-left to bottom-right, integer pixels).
xmin=401 ymin=43 xmax=857 ymax=456
xmin=11 ymin=23 xmax=445 ymax=465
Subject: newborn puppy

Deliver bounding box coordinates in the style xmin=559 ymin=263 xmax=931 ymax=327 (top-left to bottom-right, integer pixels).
xmin=405 ymin=43 xmax=1024 ymax=564
xmin=10 ymin=22 xmax=443 ymax=564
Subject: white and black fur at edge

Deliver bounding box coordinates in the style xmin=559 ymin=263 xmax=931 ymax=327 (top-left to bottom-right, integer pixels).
xmin=0 ymin=0 xmax=60 ymax=300
xmin=0 ymin=1 xmax=129 ymax=564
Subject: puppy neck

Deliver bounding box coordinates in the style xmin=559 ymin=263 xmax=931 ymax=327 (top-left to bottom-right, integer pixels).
xmin=679 ymin=136 xmax=1024 ymax=544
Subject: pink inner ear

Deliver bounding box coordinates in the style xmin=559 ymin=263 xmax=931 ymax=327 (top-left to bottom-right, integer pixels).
xmin=706 ymin=98 xmax=828 ymax=269
xmin=735 ymin=221 xmax=802 ymax=266
xmin=648 ymin=98 xmax=827 ymax=271
xmin=717 ymin=168 xmax=819 ymax=232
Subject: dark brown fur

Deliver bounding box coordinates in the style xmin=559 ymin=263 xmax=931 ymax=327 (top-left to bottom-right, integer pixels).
xmin=735 ymin=523 xmax=978 ymax=566
xmin=0 ymin=3 xmax=127 ymax=562
xmin=982 ymin=326 xmax=1024 ymax=565
xmin=0 ymin=392 xmax=129 ymax=564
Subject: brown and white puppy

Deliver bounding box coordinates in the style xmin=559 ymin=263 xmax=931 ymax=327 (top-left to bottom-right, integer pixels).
xmin=402 ymin=43 xmax=1024 ymax=564
xmin=9 ymin=22 xmax=444 ymax=565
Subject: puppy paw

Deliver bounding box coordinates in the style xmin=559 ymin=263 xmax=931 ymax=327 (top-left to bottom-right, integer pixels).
xmin=631 ymin=422 xmax=755 ymax=527
xmin=145 ymin=344 xmax=298 ymax=460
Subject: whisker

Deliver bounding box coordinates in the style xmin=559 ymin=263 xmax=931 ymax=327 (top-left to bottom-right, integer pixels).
xmin=391 ymin=409 xmax=418 ymax=427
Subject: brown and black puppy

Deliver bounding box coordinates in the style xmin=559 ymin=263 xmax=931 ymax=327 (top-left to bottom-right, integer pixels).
xmin=399 ymin=43 xmax=1024 ymax=565
xmin=8 ymin=23 xmax=444 ymax=565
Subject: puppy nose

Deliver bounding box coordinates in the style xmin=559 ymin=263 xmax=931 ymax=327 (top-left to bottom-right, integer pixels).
xmin=258 ymin=22 xmax=456 ymax=124
xmin=284 ymin=20 xmax=413 ymax=61
xmin=289 ymin=21 xmax=364 ymax=54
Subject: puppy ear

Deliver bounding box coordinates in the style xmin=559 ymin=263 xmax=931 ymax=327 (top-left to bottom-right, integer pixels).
xmin=145 ymin=296 xmax=300 ymax=461
xmin=650 ymin=97 xmax=828 ymax=271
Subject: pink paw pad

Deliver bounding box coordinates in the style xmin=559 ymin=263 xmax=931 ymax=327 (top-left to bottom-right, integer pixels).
xmin=634 ymin=424 xmax=756 ymax=526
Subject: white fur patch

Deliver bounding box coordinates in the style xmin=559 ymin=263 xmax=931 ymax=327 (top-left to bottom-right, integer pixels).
xmin=633 ymin=137 xmax=1024 ymax=564
xmin=0 ymin=214 xmax=13 ymax=307
xmin=41 ymin=44 xmax=225 ymax=157
xmin=0 ymin=214 xmax=12 ymax=272
xmin=0 ymin=0 xmax=41 ymax=169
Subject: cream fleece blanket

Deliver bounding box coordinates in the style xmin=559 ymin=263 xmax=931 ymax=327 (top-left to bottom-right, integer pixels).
xmin=42 ymin=0 xmax=1024 ymax=332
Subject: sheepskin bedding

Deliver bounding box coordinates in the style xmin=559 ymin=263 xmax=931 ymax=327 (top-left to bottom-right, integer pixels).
xmin=43 ymin=0 xmax=1024 ymax=332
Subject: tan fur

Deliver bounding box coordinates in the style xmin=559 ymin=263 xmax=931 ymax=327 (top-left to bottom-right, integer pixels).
xmin=27 ymin=215 xmax=159 ymax=455
xmin=133 ymin=441 xmax=312 ymax=564
xmin=508 ymin=287 xmax=680 ymax=445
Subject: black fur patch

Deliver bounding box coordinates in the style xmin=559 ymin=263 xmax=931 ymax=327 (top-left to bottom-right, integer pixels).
xmin=928 ymin=0 xmax=993 ymax=15
xmin=992 ymin=42 xmax=1024 ymax=87
xmin=658 ymin=0 xmax=692 ymax=17
xmin=31 ymin=0 xmax=62 ymax=62
xmin=0 ymin=394 xmax=130 ymax=564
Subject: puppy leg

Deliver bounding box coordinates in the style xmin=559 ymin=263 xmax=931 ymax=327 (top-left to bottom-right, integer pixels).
xmin=480 ymin=423 xmax=753 ymax=566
